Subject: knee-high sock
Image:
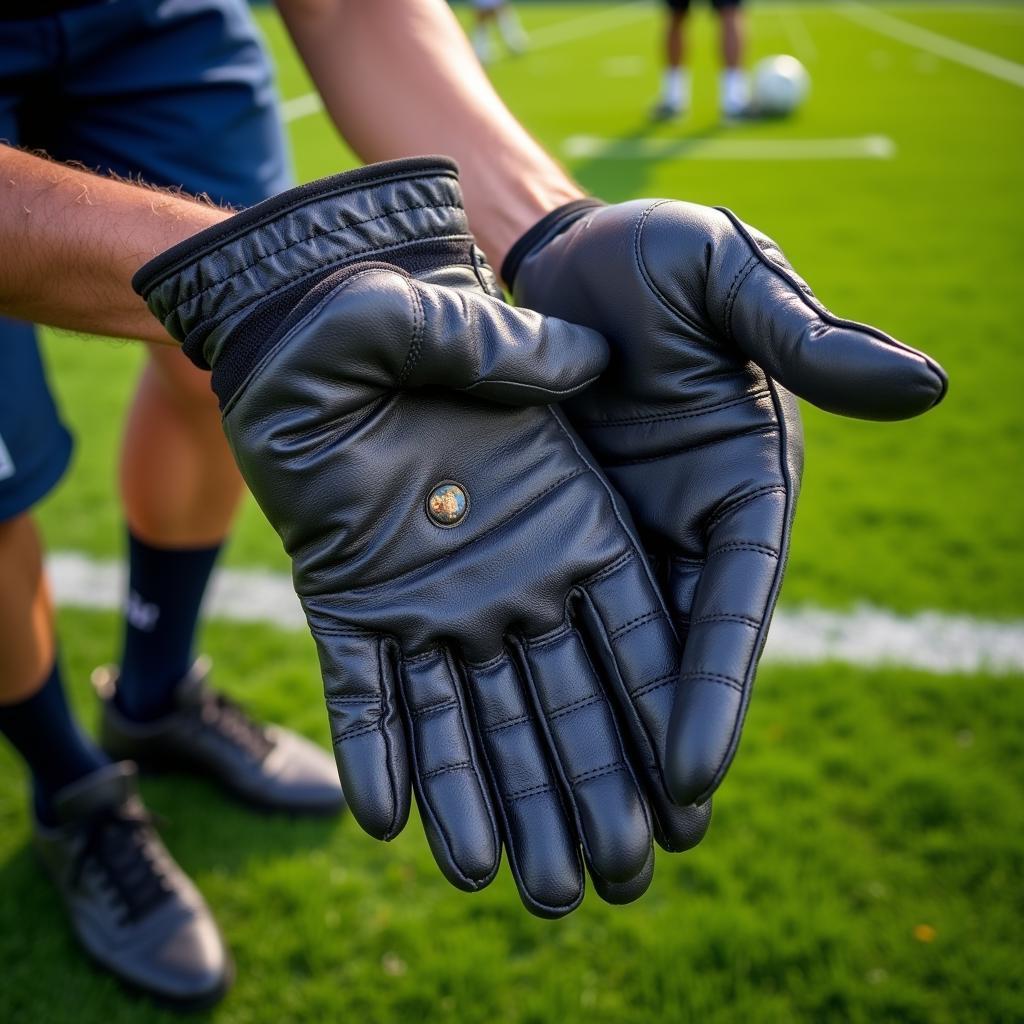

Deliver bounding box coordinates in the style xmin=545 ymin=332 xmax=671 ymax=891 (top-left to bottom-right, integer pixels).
xmin=0 ymin=659 xmax=109 ymax=825
xmin=116 ymin=530 xmax=222 ymax=722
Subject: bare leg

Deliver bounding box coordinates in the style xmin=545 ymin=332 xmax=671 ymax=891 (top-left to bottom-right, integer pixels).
xmin=718 ymin=5 xmax=750 ymax=115
xmin=655 ymin=11 xmax=690 ymax=118
xmin=120 ymin=346 xmax=243 ymax=548
xmin=666 ymin=10 xmax=686 ymax=69
xmin=720 ymin=4 xmax=744 ymax=68
xmin=0 ymin=513 xmax=54 ymax=704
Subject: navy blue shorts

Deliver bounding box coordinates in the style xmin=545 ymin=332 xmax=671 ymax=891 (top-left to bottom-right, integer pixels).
xmin=663 ymin=0 xmax=743 ymax=13
xmin=0 ymin=0 xmax=292 ymax=522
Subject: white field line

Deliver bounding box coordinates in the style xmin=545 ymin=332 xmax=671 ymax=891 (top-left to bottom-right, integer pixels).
xmin=279 ymin=1 xmax=652 ymax=125
xmin=838 ymin=1 xmax=1024 ymax=88
xmin=563 ymin=134 xmax=896 ymax=161
xmin=280 ymin=92 xmax=323 ymax=123
xmin=779 ymin=7 xmax=819 ymax=62
xmin=46 ymin=552 xmax=1024 ymax=676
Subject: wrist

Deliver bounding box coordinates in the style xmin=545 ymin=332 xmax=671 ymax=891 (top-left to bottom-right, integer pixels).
xmin=465 ymin=165 xmax=586 ymax=279
xmin=500 ymin=198 xmax=605 ymax=290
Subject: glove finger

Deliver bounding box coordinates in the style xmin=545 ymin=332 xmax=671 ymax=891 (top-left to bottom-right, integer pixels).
xmin=399 ymin=648 xmax=501 ymax=892
xmin=590 ymin=843 xmax=655 ymax=906
xmin=315 ymin=630 xmax=410 ymax=841
xmin=576 ymin=556 xmax=711 ymax=852
xmin=665 ymin=485 xmax=788 ymax=807
xmin=716 ymin=209 xmax=947 ymax=420
xmin=463 ymin=655 xmax=585 ymax=918
xmin=401 ymin=275 xmax=609 ymax=404
xmin=516 ymin=627 xmax=654 ymax=896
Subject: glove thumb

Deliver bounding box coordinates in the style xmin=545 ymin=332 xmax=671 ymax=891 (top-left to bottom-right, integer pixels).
xmin=716 ymin=209 xmax=948 ymax=421
xmin=329 ymin=265 xmax=609 ymax=405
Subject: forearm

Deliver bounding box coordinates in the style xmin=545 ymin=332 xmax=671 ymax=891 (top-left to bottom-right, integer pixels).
xmin=0 ymin=146 xmax=228 ymax=344
xmin=277 ymin=0 xmax=583 ymax=271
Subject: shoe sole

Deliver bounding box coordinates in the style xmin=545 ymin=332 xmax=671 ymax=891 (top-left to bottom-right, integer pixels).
xmin=126 ymin=755 xmax=346 ymax=818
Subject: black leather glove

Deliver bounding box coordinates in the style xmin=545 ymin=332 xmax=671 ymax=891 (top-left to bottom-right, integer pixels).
xmin=133 ymin=160 xmax=709 ymax=917
xmin=503 ymin=198 xmax=948 ymax=807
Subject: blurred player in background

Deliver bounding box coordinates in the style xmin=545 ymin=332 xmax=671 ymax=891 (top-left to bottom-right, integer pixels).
xmin=471 ymin=0 xmax=528 ymax=65
xmin=652 ymin=0 xmax=750 ymax=120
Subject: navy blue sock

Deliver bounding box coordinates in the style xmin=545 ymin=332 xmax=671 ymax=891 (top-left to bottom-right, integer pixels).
xmin=0 ymin=660 xmax=109 ymax=826
xmin=116 ymin=530 xmax=222 ymax=722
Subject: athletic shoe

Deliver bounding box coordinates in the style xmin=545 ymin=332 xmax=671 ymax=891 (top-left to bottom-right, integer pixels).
xmin=94 ymin=658 xmax=345 ymax=816
xmin=33 ymin=762 xmax=231 ymax=1008
xmin=650 ymin=98 xmax=685 ymax=122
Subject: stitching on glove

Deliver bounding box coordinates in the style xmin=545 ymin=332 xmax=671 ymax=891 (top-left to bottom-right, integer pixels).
xmin=706 ymin=485 xmax=787 ymax=532
xmin=397 ymin=277 xmax=425 ymax=386
xmin=571 ymin=762 xmax=626 ymax=786
xmin=547 ymin=693 xmax=603 ymax=721
xmin=670 ymin=555 xmax=704 ymax=568
xmin=608 ymin=610 xmax=665 ymax=641
xmin=522 ymin=625 xmax=574 ymax=652
xmin=332 ymin=721 xmax=386 ymax=742
xmin=632 ymin=201 xmax=709 ymax=337
xmin=506 ymin=781 xmax=555 ymax=802
xmin=165 ymin=202 xmax=468 ymax=312
xmin=574 ymin=389 xmax=771 ymax=428
xmin=691 ymin=613 xmax=761 ymax=627
xmin=399 ymin=647 xmax=446 ymax=665
xmin=463 ymin=651 xmax=508 ymax=672
xmin=679 ymin=670 xmax=744 ymax=693
xmin=578 ymin=550 xmax=633 ymax=588
xmin=324 ymin=694 xmax=383 ymax=704
xmin=484 ymin=713 xmax=532 ymax=735
xmin=629 ymin=673 xmax=677 ymax=700
xmin=420 ymin=760 xmax=471 ymax=781
xmin=708 ymin=541 xmax=780 ymax=558
xmin=600 ymin=425 xmax=778 ymax=468
xmin=410 ymin=698 xmax=459 ymax=721
xmin=723 ymin=255 xmax=759 ymax=342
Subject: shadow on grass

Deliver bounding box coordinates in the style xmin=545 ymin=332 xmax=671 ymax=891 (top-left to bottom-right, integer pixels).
xmin=571 ymin=116 xmax=729 ymax=201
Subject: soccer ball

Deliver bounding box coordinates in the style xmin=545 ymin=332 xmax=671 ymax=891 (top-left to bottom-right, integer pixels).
xmin=751 ymin=55 xmax=810 ymax=117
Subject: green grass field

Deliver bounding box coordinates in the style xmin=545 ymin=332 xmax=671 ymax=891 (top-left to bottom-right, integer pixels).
xmin=2 ymin=3 xmax=1023 ymax=1021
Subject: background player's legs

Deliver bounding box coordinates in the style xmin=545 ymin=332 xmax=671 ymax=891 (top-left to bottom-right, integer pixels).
xmin=717 ymin=2 xmax=750 ymax=116
xmin=0 ymin=513 xmax=108 ymax=823
xmin=654 ymin=5 xmax=690 ymax=120
xmin=115 ymin=348 xmax=243 ymax=720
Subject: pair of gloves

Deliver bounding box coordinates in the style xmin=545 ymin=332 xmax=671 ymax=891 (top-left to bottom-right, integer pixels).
xmin=134 ymin=158 xmax=946 ymax=917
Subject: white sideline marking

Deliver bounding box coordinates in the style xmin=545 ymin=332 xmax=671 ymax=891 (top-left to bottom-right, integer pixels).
xmin=525 ymin=0 xmax=651 ymax=52
xmin=46 ymin=552 xmax=1024 ymax=676
xmin=563 ymin=134 xmax=896 ymax=161
xmin=838 ymin=1 xmax=1024 ymax=88
xmin=280 ymin=92 xmax=323 ymax=123
xmin=779 ymin=8 xmax=819 ymax=62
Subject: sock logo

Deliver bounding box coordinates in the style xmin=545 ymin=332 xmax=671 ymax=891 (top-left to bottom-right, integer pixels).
xmin=0 ymin=432 xmax=14 ymax=482
xmin=127 ymin=590 xmax=160 ymax=632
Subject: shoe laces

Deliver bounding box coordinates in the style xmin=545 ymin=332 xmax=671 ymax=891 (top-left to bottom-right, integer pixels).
xmin=195 ymin=689 xmax=275 ymax=762
xmin=71 ymin=805 xmax=174 ymax=925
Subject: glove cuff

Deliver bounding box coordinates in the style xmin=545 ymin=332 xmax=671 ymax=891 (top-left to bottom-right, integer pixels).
xmin=500 ymin=198 xmax=605 ymax=289
xmin=132 ymin=157 xmax=474 ymax=370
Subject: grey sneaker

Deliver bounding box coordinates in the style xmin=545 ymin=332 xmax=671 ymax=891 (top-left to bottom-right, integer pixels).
xmin=95 ymin=658 xmax=345 ymax=816
xmin=33 ymin=762 xmax=231 ymax=1008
